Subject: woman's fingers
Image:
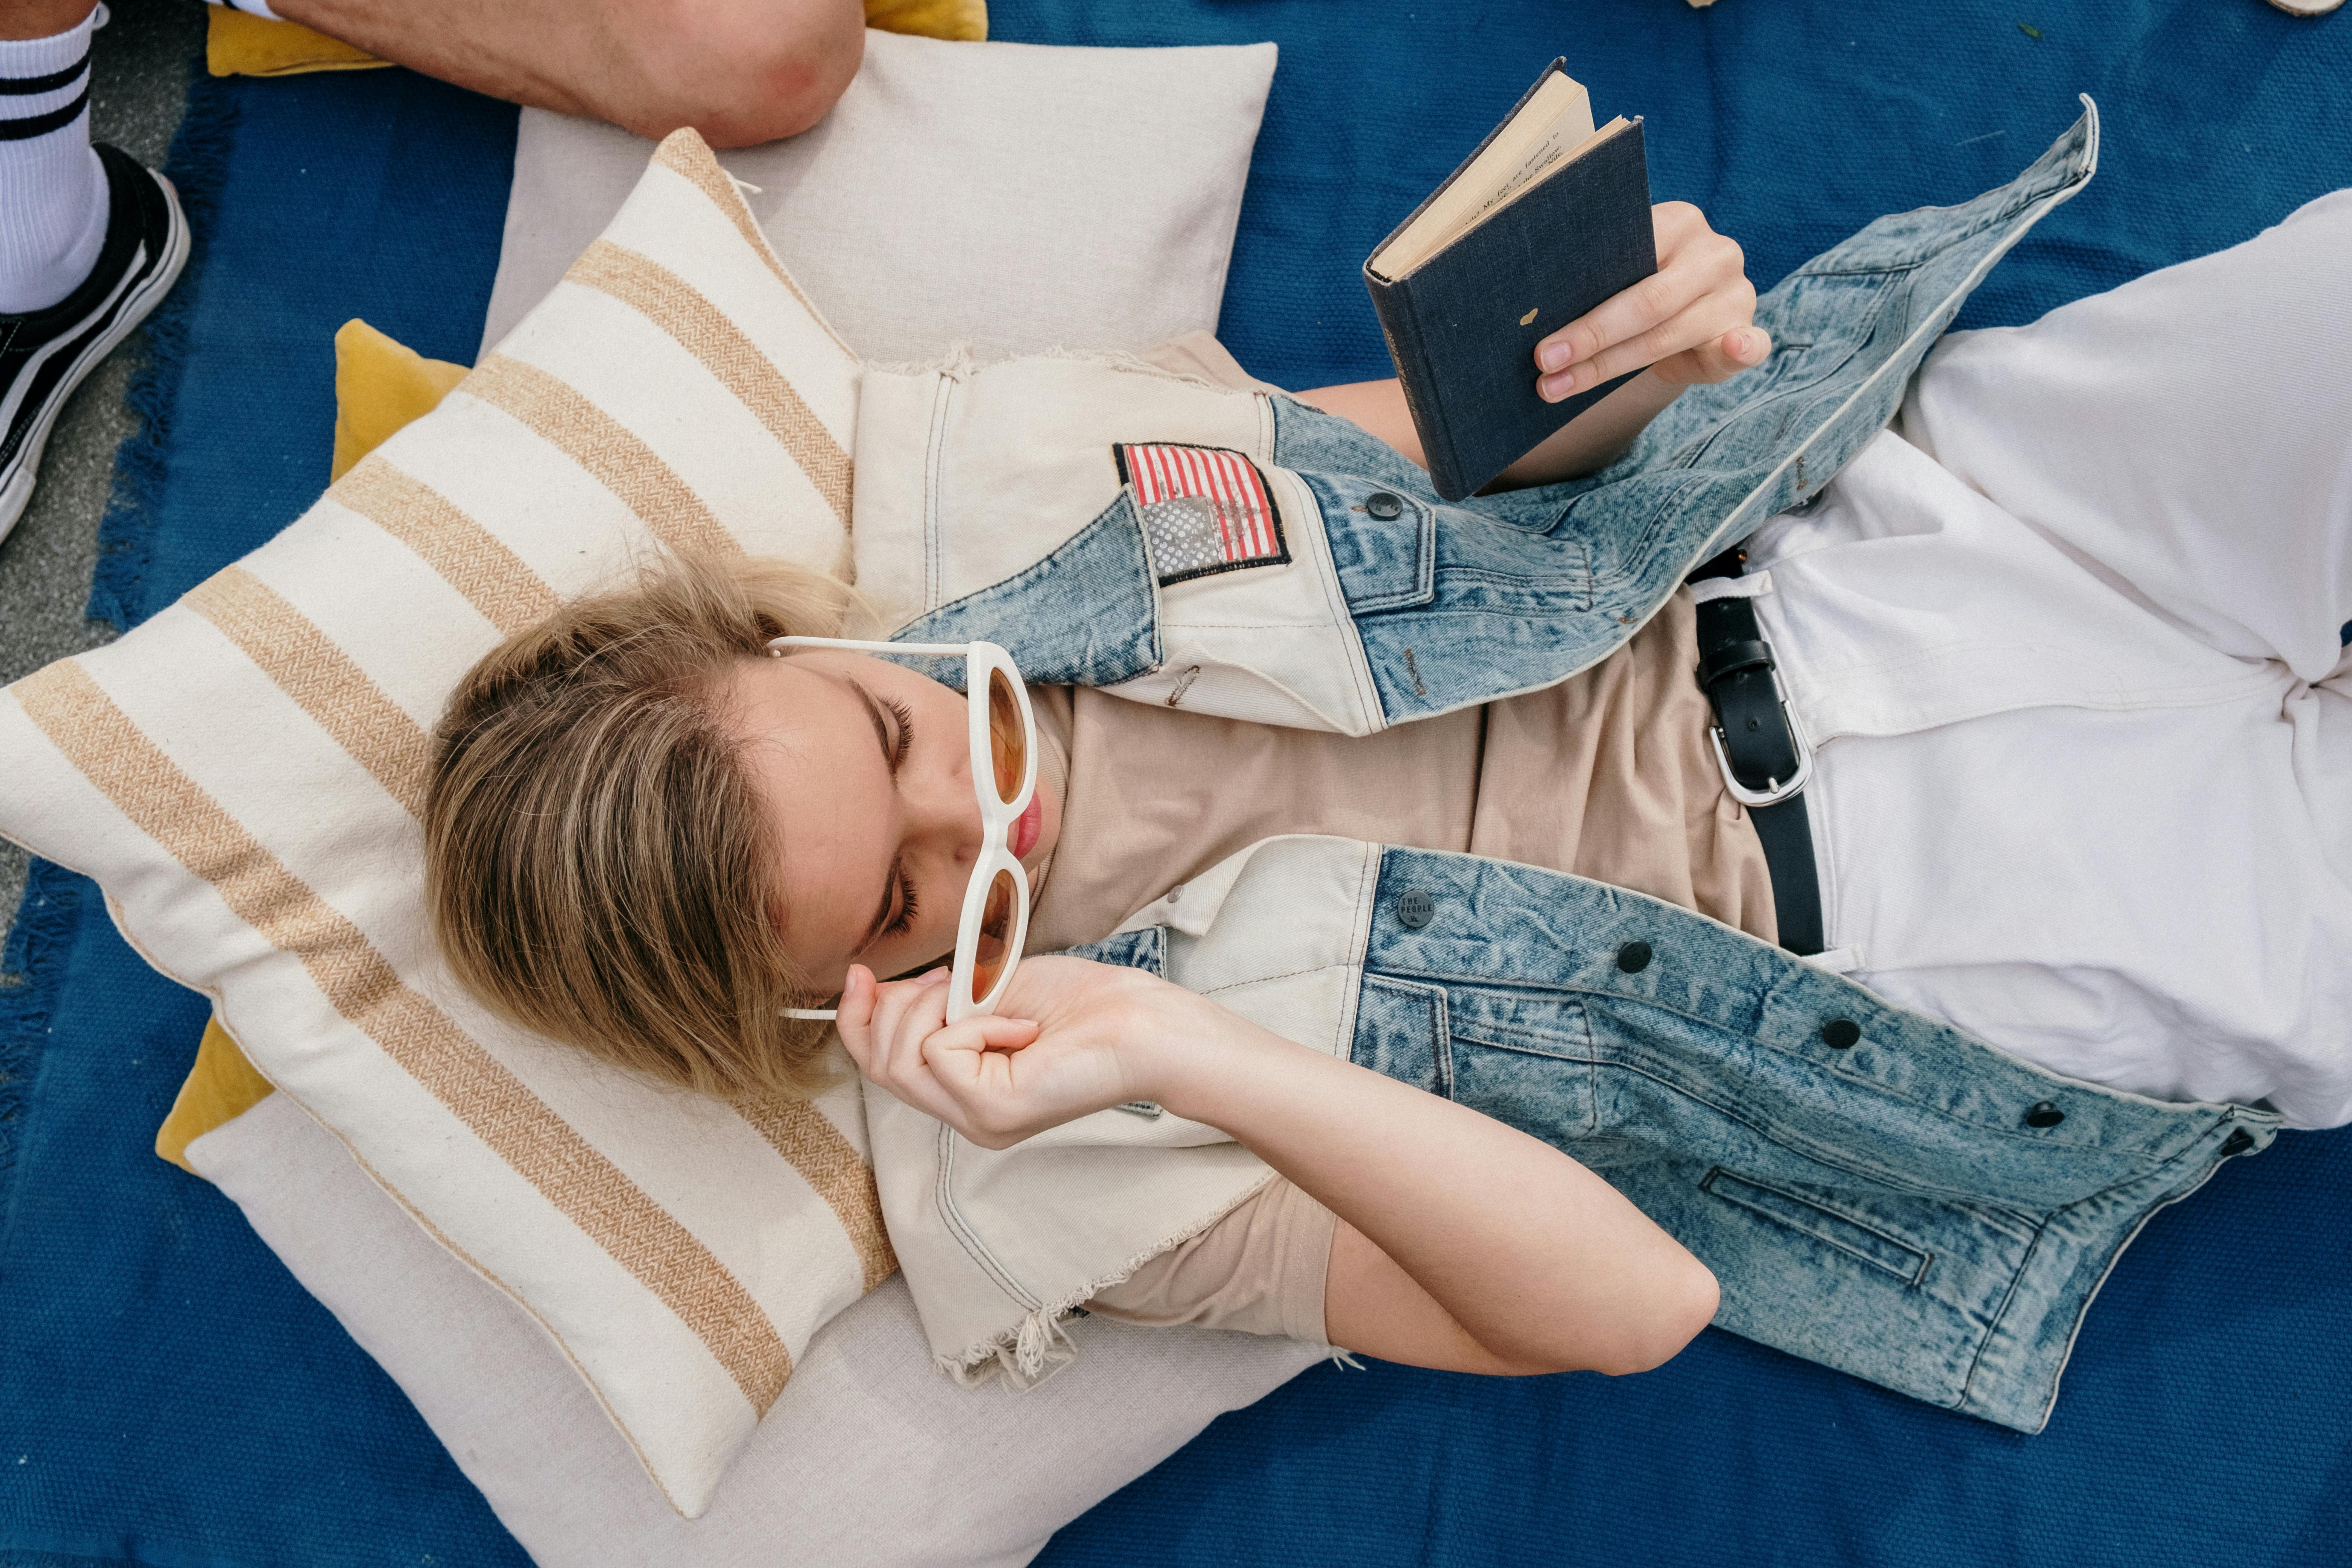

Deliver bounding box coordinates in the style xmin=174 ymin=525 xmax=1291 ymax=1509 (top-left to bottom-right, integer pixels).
xmin=854 ymin=967 xmax=945 ymax=1087
xmin=1651 ymin=326 xmax=1773 ymax=389
xmin=1539 ymin=283 xmax=1759 ymax=399
xmin=833 ymin=964 xmax=880 ymax=1075
xmin=1533 ymin=201 xmax=1756 ymax=398
xmin=861 ymin=1014 xmax=1039 ymax=1144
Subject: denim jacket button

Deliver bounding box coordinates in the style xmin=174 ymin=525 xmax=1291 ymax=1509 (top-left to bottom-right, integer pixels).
xmin=1821 ymin=1019 xmax=1861 ymax=1049
xmin=1396 ymin=888 xmax=1435 ymax=928
xmin=1364 ymin=490 xmax=1405 ymax=520
xmin=2024 ymin=1101 xmax=2066 ymax=1129
xmin=1616 ymin=940 xmax=1652 ymax=974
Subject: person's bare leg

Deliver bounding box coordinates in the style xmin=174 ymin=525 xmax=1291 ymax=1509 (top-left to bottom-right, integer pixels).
xmin=0 ymin=0 xmax=92 ymax=40
xmin=272 ymin=0 xmax=866 ymax=147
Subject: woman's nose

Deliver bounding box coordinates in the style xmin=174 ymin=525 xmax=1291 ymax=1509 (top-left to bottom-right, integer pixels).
xmin=908 ymin=753 xmax=982 ymax=866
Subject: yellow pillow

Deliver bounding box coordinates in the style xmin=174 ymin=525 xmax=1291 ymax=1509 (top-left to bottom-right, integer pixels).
xmin=864 ymin=0 xmax=988 ymax=41
xmin=206 ymin=11 xmax=388 ymax=77
xmin=155 ymin=1018 xmax=280 ymax=1172
xmin=329 ymin=320 xmax=468 ymax=483
xmin=208 ymin=1 xmax=984 ymax=78
xmin=156 ymin=315 xmax=467 ymax=1172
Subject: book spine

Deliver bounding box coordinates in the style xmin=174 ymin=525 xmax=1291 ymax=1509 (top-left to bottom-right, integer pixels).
xmin=1364 ymin=269 xmax=1463 ymax=501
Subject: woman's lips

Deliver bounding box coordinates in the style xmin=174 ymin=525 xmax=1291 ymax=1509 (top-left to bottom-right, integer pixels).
xmin=1010 ymin=793 xmax=1043 ymax=860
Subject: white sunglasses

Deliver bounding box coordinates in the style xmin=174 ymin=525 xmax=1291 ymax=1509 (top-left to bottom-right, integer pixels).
xmin=767 ymin=638 xmax=1038 ymax=1024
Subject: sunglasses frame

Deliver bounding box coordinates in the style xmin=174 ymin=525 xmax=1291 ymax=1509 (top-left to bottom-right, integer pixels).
xmin=766 ymin=637 xmax=1038 ymax=1024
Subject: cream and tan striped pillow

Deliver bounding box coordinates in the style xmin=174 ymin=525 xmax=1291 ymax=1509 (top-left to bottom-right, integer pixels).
xmin=0 ymin=130 xmax=878 ymax=1519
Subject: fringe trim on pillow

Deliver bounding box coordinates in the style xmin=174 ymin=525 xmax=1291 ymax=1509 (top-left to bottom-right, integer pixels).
xmin=933 ymin=1170 xmax=1279 ymax=1391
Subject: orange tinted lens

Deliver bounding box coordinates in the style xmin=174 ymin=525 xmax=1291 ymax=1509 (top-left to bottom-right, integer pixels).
xmin=987 ymin=669 xmax=1026 ymax=804
xmin=968 ymin=869 xmax=1018 ymax=1002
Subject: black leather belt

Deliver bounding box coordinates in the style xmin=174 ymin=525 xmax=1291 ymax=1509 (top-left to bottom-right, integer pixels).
xmin=1690 ymin=550 xmax=1824 ymax=956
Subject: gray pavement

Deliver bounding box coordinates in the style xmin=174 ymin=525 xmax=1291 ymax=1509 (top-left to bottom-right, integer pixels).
xmin=0 ymin=0 xmax=203 ymax=953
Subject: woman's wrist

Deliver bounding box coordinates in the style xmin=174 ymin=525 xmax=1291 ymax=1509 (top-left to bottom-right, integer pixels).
xmin=1119 ymin=984 xmax=1319 ymax=1131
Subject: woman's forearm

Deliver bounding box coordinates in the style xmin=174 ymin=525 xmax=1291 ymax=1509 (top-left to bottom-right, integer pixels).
xmin=1139 ymin=993 xmax=1718 ymax=1375
xmin=1294 ymin=371 xmax=1686 ymax=490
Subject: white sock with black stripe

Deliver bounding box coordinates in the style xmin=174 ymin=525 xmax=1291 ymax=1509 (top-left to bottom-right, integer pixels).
xmin=0 ymin=7 xmax=108 ymax=316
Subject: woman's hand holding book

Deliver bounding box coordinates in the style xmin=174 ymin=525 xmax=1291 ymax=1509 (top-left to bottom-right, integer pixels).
xmin=1532 ymin=201 xmax=1769 ymax=404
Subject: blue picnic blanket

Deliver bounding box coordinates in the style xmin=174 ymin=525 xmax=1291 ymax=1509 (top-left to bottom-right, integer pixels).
xmin=5 ymin=3 xmax=2349 ymax=1564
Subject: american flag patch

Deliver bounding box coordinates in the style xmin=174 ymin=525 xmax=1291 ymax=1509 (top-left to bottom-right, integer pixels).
xmin=1116 ymin=442 xmax=1290 ymax=586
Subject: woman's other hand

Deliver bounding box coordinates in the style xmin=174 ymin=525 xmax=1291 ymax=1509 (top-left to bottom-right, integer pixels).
xmin=835 ymin=956 xmax=1183 ymax=1149
xmin=1533 ymin=201 xmax=1770 ymax=403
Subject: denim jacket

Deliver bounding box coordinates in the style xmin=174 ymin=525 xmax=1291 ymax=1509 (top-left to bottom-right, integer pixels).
xmin=850 ymin=103 xmax=2282 ymax=1431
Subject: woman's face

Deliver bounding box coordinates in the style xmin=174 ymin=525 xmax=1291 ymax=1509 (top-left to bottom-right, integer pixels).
xmin=717 ymin=649 xmax=1062 ymax=998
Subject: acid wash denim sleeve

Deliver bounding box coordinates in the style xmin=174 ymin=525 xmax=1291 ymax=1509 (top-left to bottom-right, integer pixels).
xmin=858 ymin=103 xmax=2279 ymax=1430
xmin=896 ymin=104 xmax=2109 ymax=738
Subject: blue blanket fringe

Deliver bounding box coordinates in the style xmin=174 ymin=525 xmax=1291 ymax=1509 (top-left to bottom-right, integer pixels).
xmin=0 ymin=862 xmax=81 ymax=1202
xmin=86 ymin=62 xmax=239 ymax=635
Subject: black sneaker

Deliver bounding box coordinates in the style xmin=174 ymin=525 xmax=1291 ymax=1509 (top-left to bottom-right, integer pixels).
xmin=0 ymin=142 xmax=190 ymax=547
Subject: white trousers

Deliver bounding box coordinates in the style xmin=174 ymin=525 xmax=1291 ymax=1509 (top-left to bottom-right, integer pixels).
xmin=1744 ymin=190 xmax=2352 ymax=1129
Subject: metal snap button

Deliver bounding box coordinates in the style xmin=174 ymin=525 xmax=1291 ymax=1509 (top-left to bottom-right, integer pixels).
xmin=2024 ymin=1101 xmax=2066 ymax=1129
xmin=1820 ymin=1019 xmax=1860 ymax=1049
xmin=2219 ymin=1128 xmax=2255 ymax=1157
xmin=1396 ymin=887 xmax=1435 ymax=928
xmin=1616 ymin=940 xmax=1652 ymax=974
xmin=1364 ymin=491 xmax=1405 ymax=520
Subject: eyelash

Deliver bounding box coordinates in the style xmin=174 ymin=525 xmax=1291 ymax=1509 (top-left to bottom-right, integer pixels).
xmin=885 ymin=698 xmax=914 ymax=772
xmin=881 ymin=698 xmax=917 ymax=937
xmin=883 ymin=867 xmax=920 ymax=939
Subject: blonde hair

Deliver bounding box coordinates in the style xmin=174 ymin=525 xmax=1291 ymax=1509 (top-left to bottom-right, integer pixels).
xmin=424 ymin=552 xmax=857 ymax=1101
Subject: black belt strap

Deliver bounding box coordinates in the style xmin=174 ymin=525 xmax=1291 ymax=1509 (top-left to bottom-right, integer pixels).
xmin=1690 ymin=555 xmax=1825 ymax=956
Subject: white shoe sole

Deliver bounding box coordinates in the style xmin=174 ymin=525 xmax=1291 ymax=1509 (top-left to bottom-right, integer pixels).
xmin=0 ymin=167 xmax=192 ymax=554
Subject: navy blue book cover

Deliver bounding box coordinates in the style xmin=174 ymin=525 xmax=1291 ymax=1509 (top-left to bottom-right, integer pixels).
xmin=1364 ymin=69 xmax=1657 ymax=501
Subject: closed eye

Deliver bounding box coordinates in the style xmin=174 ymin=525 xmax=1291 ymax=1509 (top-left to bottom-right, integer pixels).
xmin=881 ymin=864 xmax=920 ymax=939
xmin=884 ymin=697 xmax=914 ymax=773
xmin=849 ymin=680 xmax=917 ymax=956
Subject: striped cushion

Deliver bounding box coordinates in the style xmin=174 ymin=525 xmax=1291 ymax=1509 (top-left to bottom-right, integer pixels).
xmin=0 ymin=130 xmax=875 ymax=1519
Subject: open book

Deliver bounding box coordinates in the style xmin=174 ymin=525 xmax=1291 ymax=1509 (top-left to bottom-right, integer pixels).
xmin=1370 ymin=73 xmax=1632 ymax=282
xmin=1362 ymin=61 xmax=1655 ymax=500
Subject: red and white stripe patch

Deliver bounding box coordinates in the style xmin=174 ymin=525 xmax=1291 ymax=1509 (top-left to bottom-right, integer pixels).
xmin=1115 ymin=442 xmax=1288 ymax=581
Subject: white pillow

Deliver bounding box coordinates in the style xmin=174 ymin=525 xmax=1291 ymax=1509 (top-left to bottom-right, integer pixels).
xmin=0 ymin=131 xmax=873 ymax=1519
xmin=481 ymin=29 xmax=1278 ymax=360
xmin=188 ymin=1092 xmax=1320 ymax=1568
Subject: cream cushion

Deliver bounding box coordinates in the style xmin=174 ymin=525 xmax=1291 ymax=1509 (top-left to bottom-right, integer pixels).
xmin=481 ymin=29 xmax=1279 ymax=360
xmin=188 ymin=1090 xmax=1319 ymax=1568
xmin=0 ymin=130 xmax=872 ymax=1519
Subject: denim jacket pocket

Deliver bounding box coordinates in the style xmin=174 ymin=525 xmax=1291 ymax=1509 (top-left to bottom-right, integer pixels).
xmin=1306 ymin=473 xmax=1435 ymax=615
xmin=1351 ymin=974 xmax=1452 ymax=1098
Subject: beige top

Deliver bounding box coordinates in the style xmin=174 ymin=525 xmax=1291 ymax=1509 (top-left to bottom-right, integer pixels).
xmin=1064 ymin=334 xmax=1776 ymax=1344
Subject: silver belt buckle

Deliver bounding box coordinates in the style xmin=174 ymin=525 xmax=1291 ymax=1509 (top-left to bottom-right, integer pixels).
xmin=1710 ymin=665 xmax=1815 ymax=808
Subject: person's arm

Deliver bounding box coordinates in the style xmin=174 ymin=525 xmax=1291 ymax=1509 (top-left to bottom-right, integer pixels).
xmin=838 ymin=958 xmax=1719 ymax=1377
xmin=1297 ymin=201 xmax=1770 ymax=488
xmin=273 ymin=0 xmax=866 ymax=147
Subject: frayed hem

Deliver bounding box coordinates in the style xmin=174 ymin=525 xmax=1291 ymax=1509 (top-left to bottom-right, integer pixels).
xmin=935 ymin=1170 xmax=1281 ymax=1391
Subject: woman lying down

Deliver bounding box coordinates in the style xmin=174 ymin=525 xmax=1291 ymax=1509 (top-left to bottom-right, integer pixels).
xmin=421 ymin=172 xmax=2350 ymax=1401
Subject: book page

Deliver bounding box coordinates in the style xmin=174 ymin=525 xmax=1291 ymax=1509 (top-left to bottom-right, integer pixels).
xmin=1371 ymin=72 xmax=1596 ymax=280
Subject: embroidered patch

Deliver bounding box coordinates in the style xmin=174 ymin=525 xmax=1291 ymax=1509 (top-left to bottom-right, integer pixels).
xmin=1115 ymin=442 xmax=1290 ymax=586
